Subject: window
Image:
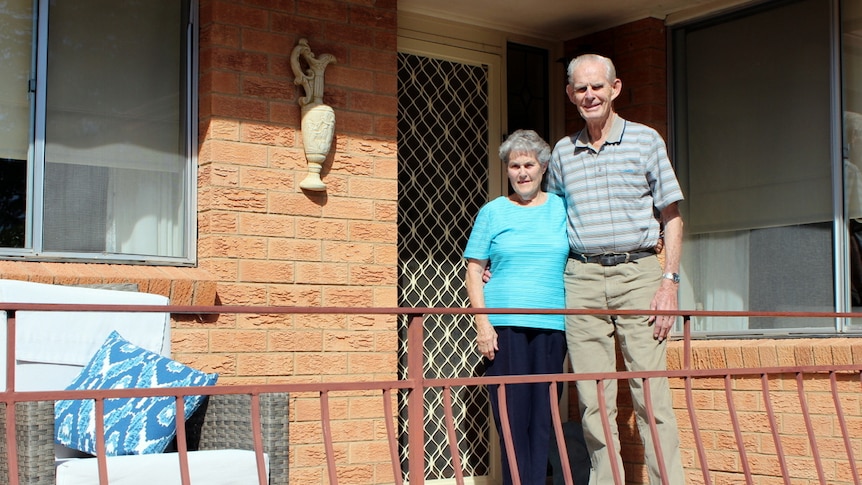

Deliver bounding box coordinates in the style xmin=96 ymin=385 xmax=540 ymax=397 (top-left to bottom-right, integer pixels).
xmin=0 ymin=0 xmax=196 ymax=264
xmin=671 ymin=0 xmax=859 ymax=334
xmin=843 ymin=0 xmax=862 ymax=328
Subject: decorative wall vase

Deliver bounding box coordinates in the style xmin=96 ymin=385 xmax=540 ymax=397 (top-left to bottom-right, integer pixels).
xmin=291 ymin=38 xmax=336 ymax=191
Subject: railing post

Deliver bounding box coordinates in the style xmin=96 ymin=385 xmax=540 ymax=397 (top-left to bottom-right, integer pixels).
xmin=4 ymin=310 xmax=19 ymax=485
xmin=5 ymin=309 xmax=15 ymax=392
xmin=407 ymin=313 xmax=425 ymax=485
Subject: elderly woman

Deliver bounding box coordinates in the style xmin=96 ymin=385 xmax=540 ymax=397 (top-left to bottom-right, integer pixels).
xmin=463 ymin=129 xmax=569 ymax=485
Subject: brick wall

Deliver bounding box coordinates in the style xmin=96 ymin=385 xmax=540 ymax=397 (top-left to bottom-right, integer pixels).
xmin=668 ymin=338 xmax=862 ymax=484
xmin=191 ymin=1 xmax=399 ymax=483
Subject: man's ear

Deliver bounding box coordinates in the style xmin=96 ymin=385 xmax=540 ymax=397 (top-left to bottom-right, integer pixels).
xmin=610 ymin=78 xmax=622 ymax=101
xmin=565 ymin=83 xmax=576 ymax=103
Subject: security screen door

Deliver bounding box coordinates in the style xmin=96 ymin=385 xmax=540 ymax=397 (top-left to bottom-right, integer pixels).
xmin=397 ymin=40 xmax=502 ymax=483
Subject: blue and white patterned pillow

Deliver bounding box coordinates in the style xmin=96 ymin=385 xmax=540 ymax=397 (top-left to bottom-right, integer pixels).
xmin=55 ymin=331 xmax=218 ymax=456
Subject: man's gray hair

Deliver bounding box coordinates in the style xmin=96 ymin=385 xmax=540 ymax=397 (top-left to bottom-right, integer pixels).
xmin=567 ymin=53 xmax=617 ymax=85
xmin=499 ymin=129 xmax=551 ymax=165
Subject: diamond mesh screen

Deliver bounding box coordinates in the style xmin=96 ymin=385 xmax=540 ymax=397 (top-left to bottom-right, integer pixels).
xmin=397 ymin=51 xmax=491 ymax=481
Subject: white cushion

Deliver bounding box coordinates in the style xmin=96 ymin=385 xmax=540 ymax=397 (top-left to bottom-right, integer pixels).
xmin=0 ymin=279 xmax=172 ymax=460
xmin=0 ymin=279 xmax=170 ymax=391
xmin=55 ymin=449 xmax=269 ymax=485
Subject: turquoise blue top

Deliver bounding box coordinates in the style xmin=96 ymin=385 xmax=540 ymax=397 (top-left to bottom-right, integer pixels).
xmin=463 ymin=194 xmax=568 ymax=331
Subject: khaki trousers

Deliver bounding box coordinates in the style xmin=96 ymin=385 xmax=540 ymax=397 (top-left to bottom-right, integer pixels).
xmin=564 ymin=255 xmax=685 ymax=485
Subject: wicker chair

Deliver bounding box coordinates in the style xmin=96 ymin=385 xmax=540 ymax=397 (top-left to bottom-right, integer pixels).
xmin=0 ymin=392 xmax=289 ymax=485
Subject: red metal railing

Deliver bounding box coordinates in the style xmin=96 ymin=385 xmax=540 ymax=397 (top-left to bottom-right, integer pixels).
xmin=2 ymin=303 xmax=861 ymax=485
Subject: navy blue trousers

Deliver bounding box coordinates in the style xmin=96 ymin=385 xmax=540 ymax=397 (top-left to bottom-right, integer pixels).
xmin=485 ymin=326 xmax=567 ymax=485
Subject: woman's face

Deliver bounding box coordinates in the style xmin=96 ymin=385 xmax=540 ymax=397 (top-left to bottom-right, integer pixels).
xmin=507 ymin=151 xmax=544 ymax=202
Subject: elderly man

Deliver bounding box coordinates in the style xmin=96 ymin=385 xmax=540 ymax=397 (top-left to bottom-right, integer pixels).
xmin=546 ymin=53 xmax=685 ymax=484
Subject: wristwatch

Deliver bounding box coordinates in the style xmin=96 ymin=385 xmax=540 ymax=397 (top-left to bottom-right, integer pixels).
xmin=662 ymin=272 xmax=680 ymax=284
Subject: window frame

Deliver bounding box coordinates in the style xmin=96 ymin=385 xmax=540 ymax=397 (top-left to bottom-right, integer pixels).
xmin=1 ymin=0 xmax=198 ymax=266
xmin=669 ymin=0 xmax=855 ymax=336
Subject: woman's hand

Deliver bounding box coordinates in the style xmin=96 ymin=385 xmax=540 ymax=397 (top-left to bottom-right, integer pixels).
xmin=475 ymin=316 xmax=498 ymax=360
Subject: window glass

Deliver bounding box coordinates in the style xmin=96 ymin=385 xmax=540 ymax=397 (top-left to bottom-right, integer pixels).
xmin=0 ymin=0 xmax=192 ymax=262
xmin=43 ymin=0 xmax=186 ymax=257
xmin=673 ymin=0 xmax=835 ymax=333
xmin=0 ymin=0 xmax=33 ymax=248
xmin=843 ymin=0 xmax=862 ymax=327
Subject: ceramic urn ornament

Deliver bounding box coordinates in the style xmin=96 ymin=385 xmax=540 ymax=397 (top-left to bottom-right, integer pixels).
xmin=291 ymin=38 xmax=336 ymax=191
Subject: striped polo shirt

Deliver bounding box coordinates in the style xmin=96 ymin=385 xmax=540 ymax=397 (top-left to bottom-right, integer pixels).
xmin=546 ymin=114 xmax=684 ymax=255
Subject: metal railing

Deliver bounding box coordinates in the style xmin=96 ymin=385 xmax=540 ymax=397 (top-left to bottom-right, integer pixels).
xmin=1 ymin=303 xmax=861 ymax=485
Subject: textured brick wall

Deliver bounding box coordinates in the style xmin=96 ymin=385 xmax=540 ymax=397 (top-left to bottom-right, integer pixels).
xmin=668 ymin=338 xmax=862 ymax=484
xmin=191 ymin=1 xmax=399 ymax=483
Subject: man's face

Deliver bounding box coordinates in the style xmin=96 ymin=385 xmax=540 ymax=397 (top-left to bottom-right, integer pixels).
xmin=566 ymin=60 xmax=621 ymax=124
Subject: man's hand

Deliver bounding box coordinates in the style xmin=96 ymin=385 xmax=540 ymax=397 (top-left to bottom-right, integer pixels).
xmin=649 ymin=280 xmax=678 ymax=342
xmin=650 ymin=202 xmax=683 ymax=342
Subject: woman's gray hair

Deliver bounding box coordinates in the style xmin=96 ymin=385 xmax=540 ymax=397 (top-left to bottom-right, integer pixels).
xmin=499 ymin=129 xmax=551 ymax=165
xmin=567 ymin=53 xmax=616 ymax=85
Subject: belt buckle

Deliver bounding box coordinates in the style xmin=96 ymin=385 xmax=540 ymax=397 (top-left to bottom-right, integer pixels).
xmin=598 ymin=252 xmax=629 ymax=266
xmin=598 ymin=253 xmax=617 ymax=266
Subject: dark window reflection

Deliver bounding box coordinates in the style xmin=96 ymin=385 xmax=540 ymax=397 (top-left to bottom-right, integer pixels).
xmin=0 ymin=158 xmax=26 ymax=248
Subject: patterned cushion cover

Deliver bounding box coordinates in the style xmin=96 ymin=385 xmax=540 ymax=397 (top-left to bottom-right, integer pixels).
xmin=55 ymin=331 xmax=218 ymax=456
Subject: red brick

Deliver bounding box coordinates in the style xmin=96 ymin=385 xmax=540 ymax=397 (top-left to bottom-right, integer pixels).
xmin=323 ymin=241 xmax=375 ymax=263
xmin=202 ymin=23 xmax=241 ymax=48
xmin=270 ymin=192 xmax=325 ymax=216
xmin=323 ymin=287 xmax=374 ymax=307
xmin=271 ymin=14 xmax=324 ymax=38
xmin=348 ymin=91 xmax=396 ymax=115
xmin=321 ymin=197 xmax=374 ymax=220
xmin=269 ymin=238 xmax=322 ymax=261
xmin=296 ymin=0 xmax=348 ymax=23
xmin=238 ymin=260 xmax=295 ymax=283
xmin=210 ymin=47 xmax=269 ymax=74
xmin=236 ymin=352 xmax=294 ymax=376
xmin=337 ymin=110 xmax=376 ymax=135
xmin=347 ymin=48 xmax=396 ymax=72
xmin=240 ymin=167 xmax=295 ymax=190
xmin=268 ymin=145 xmax=307 ymax=170
xmin=295 ymin=262 xmax=349 ymax=285
xmin=211 ymin=1 xmax=269 ymax=29
xmin=240 ymin=122 xmax=296 ymax=146
xmin=347 ymin=178 xmax=396 ymax=200
xmin=296 ymin=218 xmax=349 ymax=240
xmin=327 ymin=66 xmax=375 ymax=91
xmin=269 ymin=285 xmax=322 ymax=306
xmin=210 ymin=329 xmax=268 ymax=352
xmin=241 ymin=30 xmax=293 ymax=56
xmin=242 ymin=75 xmax=296 ymax=101
xmin=349 ymin=6 xmax=396 ymax=30
xmin=210 ymin=94 xmax=269 ymax=121
xmin=348 ymin=221 xmax=396 ymax=243
xmin=237 ymin=212 xmax=295 ymax=237
xmin=349 ymin=264 xmax=395 ymax=285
